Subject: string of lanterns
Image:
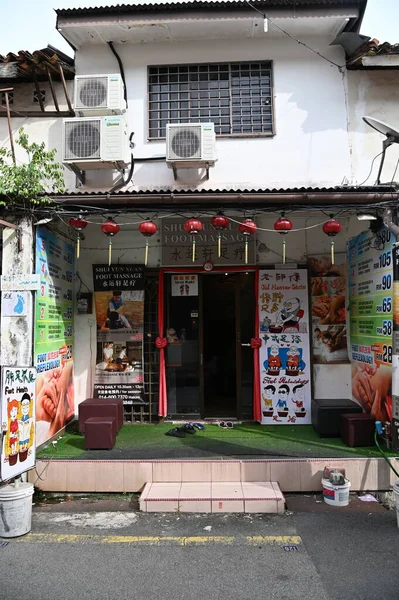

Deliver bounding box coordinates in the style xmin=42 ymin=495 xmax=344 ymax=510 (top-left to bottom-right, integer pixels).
xmin=68 ymin=213 xmax=342 ymax=266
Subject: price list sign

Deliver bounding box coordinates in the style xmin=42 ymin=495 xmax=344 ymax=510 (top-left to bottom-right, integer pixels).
xmin=348 ymin=227 xmax=394 ymax=423
xmin=34 ymin=228 xmax=75 ymax=445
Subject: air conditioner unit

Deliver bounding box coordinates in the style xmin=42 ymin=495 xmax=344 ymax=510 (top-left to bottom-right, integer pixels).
xmin=62 ymin=116 xmax=128 ymax=170
xmin=74 ymin=74 xmax=126 ymax=115
xmin=166 ymin=123 xmax=217 ymax=168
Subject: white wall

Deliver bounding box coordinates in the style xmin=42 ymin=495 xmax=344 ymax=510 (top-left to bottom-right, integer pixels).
xmin=75 ymin=37 xmax=351 ymax=191
xmin=348 ymin=69 xmax=399 ymax=186
xmin=72 ymin=214 xmax=366 ymax=411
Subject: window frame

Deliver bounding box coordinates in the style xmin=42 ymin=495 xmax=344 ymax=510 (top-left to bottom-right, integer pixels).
xmin=147 ymin=60 xmax=275 ymax=141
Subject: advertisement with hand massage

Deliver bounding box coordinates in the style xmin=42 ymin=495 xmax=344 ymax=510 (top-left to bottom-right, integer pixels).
xmin=348 ymin=227 xmax=394 ymax=424
xmin=34 ymin=227 xmax=74 ymax=446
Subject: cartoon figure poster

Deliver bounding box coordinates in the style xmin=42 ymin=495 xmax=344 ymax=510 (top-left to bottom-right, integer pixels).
xmin=258 ymin=270 xmax=311 ymax=424
xmin=1 ymin=367 xmax=36 ymax=481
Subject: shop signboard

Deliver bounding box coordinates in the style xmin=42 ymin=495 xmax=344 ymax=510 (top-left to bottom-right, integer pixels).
xmin=161 ymin=217 xmax=255 ymax=266
xmin=92 ymin=265 xmax=146 ymax=405
xmin=34 ymin=228 xmax=74 ymax=447
xmin=258 ymin=269 xmax=311 ymax=424
xmin=1 ymin=291 xmax=29 ymax=317
xmin=1 ymin=366 xmax=36 ymax=481
xmin=171 ymin=274 xmax=198 ymax=297
xmin=308 ymin=255 xmax=349 ymax=364
xmin=392 ymin=244 xmax=399 ymax=451
xmin=348 ymin=227 xmax=394 ymax=425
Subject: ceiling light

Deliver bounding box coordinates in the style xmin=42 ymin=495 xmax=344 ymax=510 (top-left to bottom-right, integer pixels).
xmin=357 ymin=214 xmax=377 ymax=221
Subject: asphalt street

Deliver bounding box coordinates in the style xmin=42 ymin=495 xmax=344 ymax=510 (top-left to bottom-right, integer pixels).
xmin=1 ymin=498 xmax=398 ymax=600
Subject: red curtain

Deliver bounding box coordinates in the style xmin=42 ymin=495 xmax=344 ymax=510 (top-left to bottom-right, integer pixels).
xmin=157 ymin=270 xmax=168 ymax=417
xmin=253 ymin=269 xmax=261 ymax=422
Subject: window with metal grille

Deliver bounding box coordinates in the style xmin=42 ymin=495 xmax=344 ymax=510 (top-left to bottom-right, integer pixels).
xmin=1 ymin=91 xmax=13 ymax=106
xmin=33 ymin=89 xmax=46 ymax=104
xmin=148 ymin=61 xmax=273 ymax=139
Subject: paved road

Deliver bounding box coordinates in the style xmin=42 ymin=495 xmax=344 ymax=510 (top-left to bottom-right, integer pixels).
xmin=1 ymin=501 xmax=398 ymax=600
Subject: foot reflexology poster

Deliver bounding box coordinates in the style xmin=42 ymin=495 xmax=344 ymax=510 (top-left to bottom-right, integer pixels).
xmin=348 ymin=228 xmax=393 ymax=423
xmin=93 ymin=265 xmax=146 ymax=405
xmin=258 ymin=269 xmax=311 ymax=424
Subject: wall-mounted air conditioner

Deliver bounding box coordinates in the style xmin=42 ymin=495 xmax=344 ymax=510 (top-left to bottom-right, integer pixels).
xmin=166 ymin=123 xmax=217 ymax=169
xmin=74 ymin=74 xmax=126 ymax=115
xmin=62 ymin=116 xmax=128 ymax=170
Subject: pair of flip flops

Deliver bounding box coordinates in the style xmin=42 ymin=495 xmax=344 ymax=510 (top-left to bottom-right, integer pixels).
xmin=219 ymin=421 xmax=234 ymax=429
xmin=165 ymin=422 xmax=204 ymax=438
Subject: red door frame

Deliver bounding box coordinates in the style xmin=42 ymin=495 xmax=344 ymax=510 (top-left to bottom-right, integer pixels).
xmin=157 ymin=266 xmax=261 ymax=421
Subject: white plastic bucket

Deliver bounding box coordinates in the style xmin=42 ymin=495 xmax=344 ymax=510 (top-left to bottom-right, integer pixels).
xmin=322 ymin=478 xmax=350 ymax=507
xmin=393 ymin=480 xmax=399 ymax=528
xmin=0 ymin=482 xmax=34 ymax=538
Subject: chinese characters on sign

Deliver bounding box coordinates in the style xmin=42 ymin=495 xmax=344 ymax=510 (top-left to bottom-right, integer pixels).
xmin=171 ymin=275 xmax=198 ymax=297
xmin=161 ymin=218 xmax=255 ymax=266
xmin=348 ymin=227 xmax=393 ymax=424
xmin=258 ymin=270 xmax=311 ymax=425
xmin=1 ymin=367 xmax=36 ymax=481
xmin=308 ymin=256 xmax=349 ymax=364
xmin=93 ymin=265 xmax=146 ymax=405
xmin=34 ymin=228 xmax=74 ymax=447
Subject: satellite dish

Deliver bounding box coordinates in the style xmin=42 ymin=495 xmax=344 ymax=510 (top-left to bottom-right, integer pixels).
xmin=363 ymin=116 xmax=399 ymax=184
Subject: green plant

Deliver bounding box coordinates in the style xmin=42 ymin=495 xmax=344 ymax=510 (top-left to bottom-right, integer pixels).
xmin=0 ymin=128 xmax=65 ymax=206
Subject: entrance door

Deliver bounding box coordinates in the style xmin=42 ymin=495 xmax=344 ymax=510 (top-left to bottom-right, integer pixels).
xmin=201 ymin=272 xmax=255 ymax=419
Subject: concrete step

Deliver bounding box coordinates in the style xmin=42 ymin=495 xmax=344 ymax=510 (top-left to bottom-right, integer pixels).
xmin=139 ymin=481 xmax=285 ymax=513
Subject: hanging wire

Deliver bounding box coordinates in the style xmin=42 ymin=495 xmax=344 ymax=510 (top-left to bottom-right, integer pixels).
xmin=246 ymin=1 xmax=345 ymax=71
xmin=356 ymin=150 xmax=385 ymax=187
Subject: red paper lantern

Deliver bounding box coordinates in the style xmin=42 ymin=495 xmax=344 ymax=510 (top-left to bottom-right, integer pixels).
xmin=139 ymin=220 xmax=158 ymax=266
xmin=184 ymin=218 xmax=203 ymax=262
xmin=322 ymin=217 xmax=341 ymax=265
xmin=101 ymin=219 xmax=120 ymax=265
xmin=211 ymin=213 xmax=229 ymax=258
xmin=239 ymin=218 xmax=257 ymax=264
xmin=69 ymin=216 xmax=88 ymax=259
xmin=274 ymin=215 xmax=293 ymax=264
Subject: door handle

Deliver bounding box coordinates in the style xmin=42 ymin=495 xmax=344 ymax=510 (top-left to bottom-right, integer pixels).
xmin=241 ymin=343 xmax=251 ymax=347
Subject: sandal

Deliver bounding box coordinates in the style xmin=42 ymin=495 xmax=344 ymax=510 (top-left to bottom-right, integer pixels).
xmin=219 ymin=421 xmax=233 ymax=429
xmin=190 ymin=422 xmax=205 ymax=430
xmin=180 ymin=424 xmax=196 ymax=435
xmin=165 ymin=428 xmax=186 ymax=438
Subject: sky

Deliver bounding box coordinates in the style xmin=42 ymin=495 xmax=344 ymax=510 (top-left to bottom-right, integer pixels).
xmin=0 ymin=0 xmax=398 ymax=56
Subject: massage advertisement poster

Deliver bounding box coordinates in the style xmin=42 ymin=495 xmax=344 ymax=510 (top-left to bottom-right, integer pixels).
xmin=308 ymin=256 xmax=349 ymax=364
xmin=1 ymin=367 xmax=36 ymax=481
xmin=34 ymin=227 xmax=74 ymax=447
xmin=258 ymin=269 xmax=311 ymax=424
xmin=348 ymin=227 xmax=394 ymax=423
xmin=93 ymin=265 xmax=146 ymax=405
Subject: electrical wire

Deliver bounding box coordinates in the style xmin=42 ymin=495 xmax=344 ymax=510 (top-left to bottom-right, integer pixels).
xmin=246 ymin=1 xmax=345 ymax=71
xmin=356 ymin=151 xmax=385 ymax=187
xmin=374 ymin=431 xmax=399 ymax=478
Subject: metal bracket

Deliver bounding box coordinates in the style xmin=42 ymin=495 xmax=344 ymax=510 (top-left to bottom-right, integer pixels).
xmin=67 ymin=164 xmax=86 ymax=187
xmin=171 ymin=162 xmax=210 ymax=181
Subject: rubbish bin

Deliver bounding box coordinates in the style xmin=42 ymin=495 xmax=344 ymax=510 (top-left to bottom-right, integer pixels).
xmin=0 ymin=482 xmax=34 ymax=538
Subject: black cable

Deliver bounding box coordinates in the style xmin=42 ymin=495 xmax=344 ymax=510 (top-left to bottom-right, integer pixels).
xmin=107 ymin=41 xmax=128 ymax=106
xmin=356 ymin=150 xmax=384 ymax=187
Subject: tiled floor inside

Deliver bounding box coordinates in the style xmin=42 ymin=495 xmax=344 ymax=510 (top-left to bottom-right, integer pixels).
xmin=139 ymin=481 xmax=285 ymax=513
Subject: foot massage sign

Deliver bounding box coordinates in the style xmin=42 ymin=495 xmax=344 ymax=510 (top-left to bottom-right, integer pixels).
xmin=348 ymin=227 xmax=394 ymax=424
xmin=258 ymin=270 xmax=311 ymax=424
xmin=93 ymin=265 xmax=146 ymax=405
xmin=34 ymin=227 xmax=74 ymax=447
xmin=1 ymin=367 xmax=36 ymax=481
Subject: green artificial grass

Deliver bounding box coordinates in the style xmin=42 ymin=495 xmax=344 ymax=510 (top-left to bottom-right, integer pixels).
xmin=37 ymin=423 xmax=399 ymax=461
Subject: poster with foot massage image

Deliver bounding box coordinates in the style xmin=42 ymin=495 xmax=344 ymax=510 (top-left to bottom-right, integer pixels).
xmin=258 ymin=269 xmax=311 ymax=424
xmin=348 ymin=227 xmax=394 ymax=425
xmin=1 ymin=367 xmax=36 ymax=481
xmin=92 ymin=265 xmax=146 ymax=405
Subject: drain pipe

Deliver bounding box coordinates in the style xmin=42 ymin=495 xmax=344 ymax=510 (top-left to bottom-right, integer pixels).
xmin=384 ymin=208 xmax=399 ymax=452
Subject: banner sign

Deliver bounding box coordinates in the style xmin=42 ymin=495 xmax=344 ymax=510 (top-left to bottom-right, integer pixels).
xmin=34 ymin=228 xmax=74 ymax=447
xmin=258 ymin=269 xmax=311 ymax=424
xmin=171 ymin=274 xmax=198 ymax=297
xmin=348 ymin=227 xmax=393 ymax=424
xmin=161 ymin=217 xmax=255 ymax=266
xmin=1 ymin=367 xmax=36 ymax=481
xmin=391 ymin=244 xmax=399 ymax=451
xmin=308 ymin=256 xmax=349 ymax=364
xmin=93 ymin=265 xmax=146 ymax=404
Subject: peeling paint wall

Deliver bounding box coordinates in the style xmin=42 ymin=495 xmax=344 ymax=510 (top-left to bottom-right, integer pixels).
xmin=0 ymin=218 xmax=34 ymax=367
